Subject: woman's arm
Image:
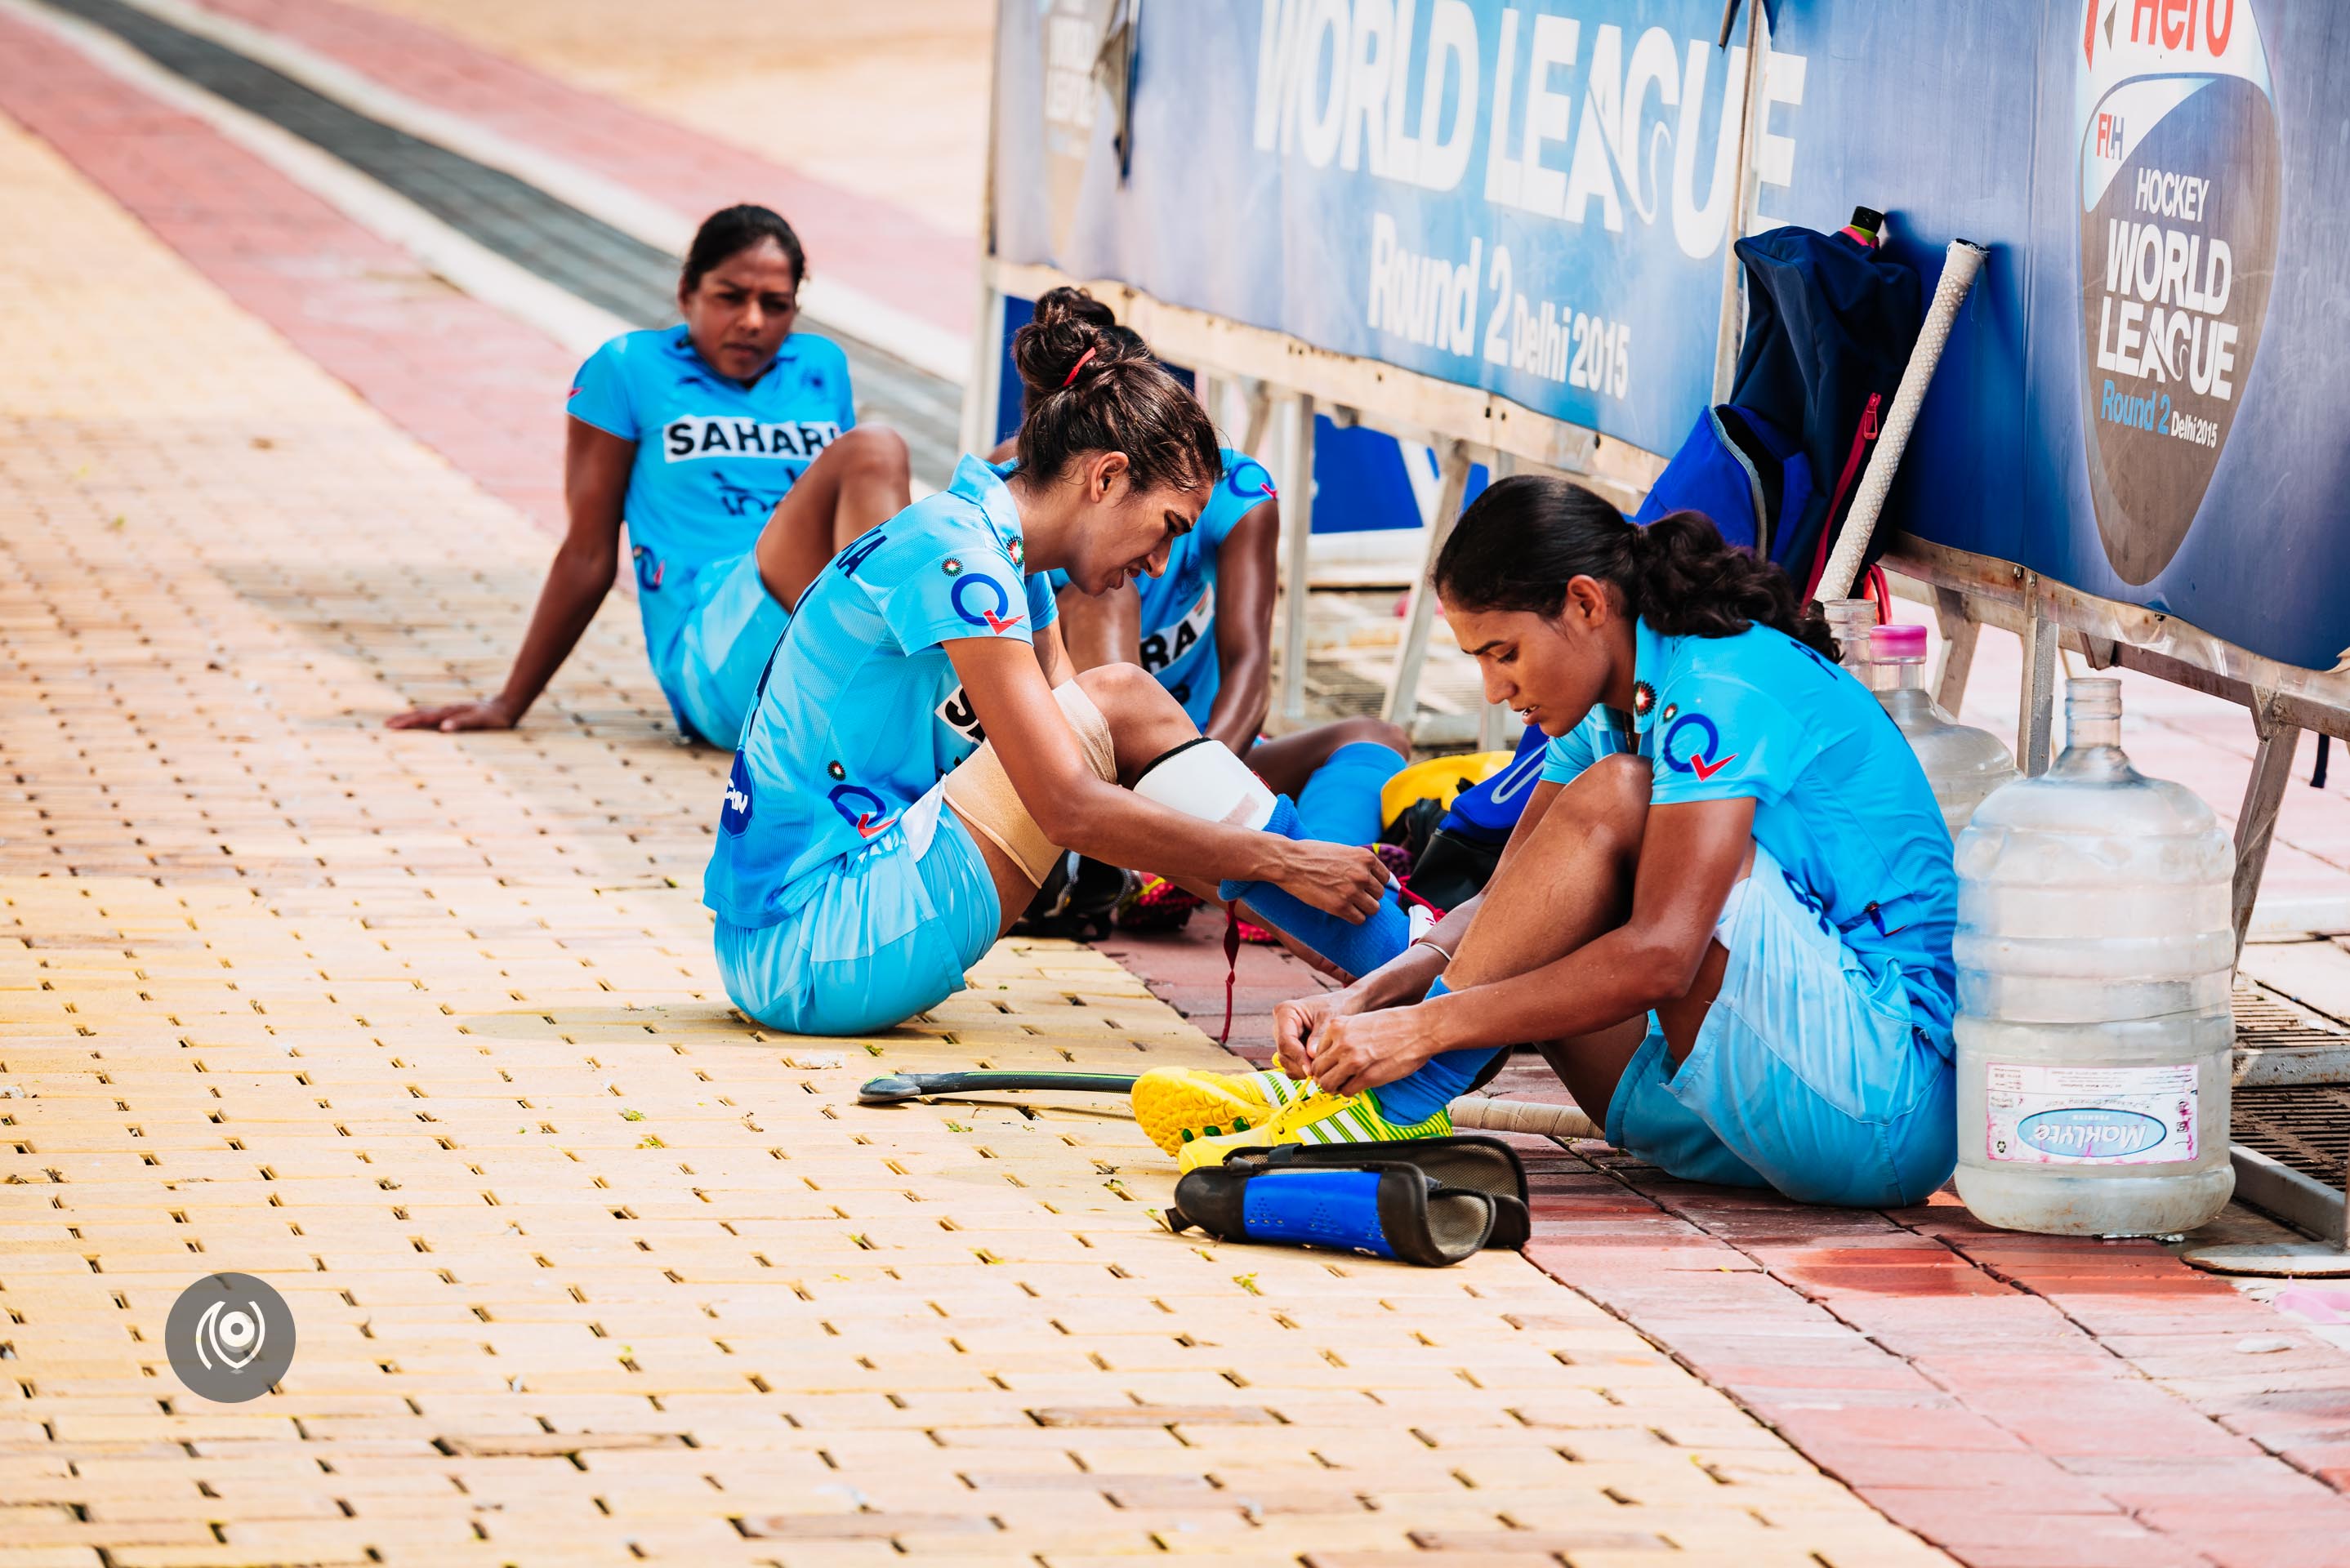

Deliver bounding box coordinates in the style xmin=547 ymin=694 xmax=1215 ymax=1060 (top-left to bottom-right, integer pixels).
xmin=1304 ymin=795 xmax=1755 ymax=1092
xmin=1269 ymin=777 xmax=1565 ymax=1072
xmin=1032 ymin=620 xmax=1072 ymax=687
xmin=946 ymin=636 xmax=1389 ymax=922
xmin=390 ymin=420 xmax=633 ymax=731
xmin=1200 ymin=500 xmax=1278 ymax=753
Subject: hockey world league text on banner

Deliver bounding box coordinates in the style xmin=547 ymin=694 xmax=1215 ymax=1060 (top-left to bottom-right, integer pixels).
xmin=994 ymin=1 xmax=2347 ymax=674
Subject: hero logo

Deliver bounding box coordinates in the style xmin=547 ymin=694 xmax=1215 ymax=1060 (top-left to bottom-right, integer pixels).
xmin=951 ymin=574 xmax=1025 ymax=635
xmin=719 ymin=754 xmax=754 ymax=835
xmin=662 ymin=416 xmax=841 ymax=463
xmin=827 ymin=783 xmax=899 ymax=840
xmin=1659 ymin=713 xmax=1738 ymax=782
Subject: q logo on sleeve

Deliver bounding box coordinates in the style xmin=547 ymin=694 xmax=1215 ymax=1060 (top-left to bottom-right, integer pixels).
xmin=951 ymin=573 xmax=1025 ymax=635
xmin=1660 ymin=713 xmax=1740 ymax=782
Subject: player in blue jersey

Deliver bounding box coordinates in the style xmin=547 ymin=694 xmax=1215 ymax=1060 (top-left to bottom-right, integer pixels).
xmin=707 ymin=289 xmax=1399 ymax=1039
xmin=390 ymin=205 xmax=912 ymax=746
xmin=1135 ymin=477 xmax=1960 ymax=1206
xmin=1029 ymin=292 xmax=1408 ymax=843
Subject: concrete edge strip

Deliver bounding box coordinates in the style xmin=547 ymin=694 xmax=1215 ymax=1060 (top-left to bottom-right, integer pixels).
xmin=2231 ymin=1143 xmax=2349 ymax=1246
xmin=128 ymin=0 xmax=972 ymax=384
xmin=4 ymin=0 xmax=630 ymax=359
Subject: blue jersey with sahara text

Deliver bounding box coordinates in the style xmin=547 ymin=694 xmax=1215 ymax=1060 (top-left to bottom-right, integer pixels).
xmin=1540 ymin=617 xmax=1960 ymax=1040
xmin=703 ymin=457 xmax=1060 ymax=929
xmin=566 ymin=327 xmax=855 ymax=649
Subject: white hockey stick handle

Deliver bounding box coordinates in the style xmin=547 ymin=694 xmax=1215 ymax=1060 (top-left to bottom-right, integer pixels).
xmin=1815 ymin=238 xmax=1990 ymax=604
xmin=1447 ymin=1096 xmax=1603 ymax=1141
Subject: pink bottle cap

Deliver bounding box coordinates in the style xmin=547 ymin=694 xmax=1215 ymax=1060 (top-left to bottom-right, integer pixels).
xmin=1870 ymin=623 xmax=1929 ymax=660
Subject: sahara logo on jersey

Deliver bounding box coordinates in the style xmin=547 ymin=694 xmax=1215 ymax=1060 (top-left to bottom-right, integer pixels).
xmin=935 ymin=686 xmax=986 ymax=746
xmin=720 ymin=754 xmax=754 ymax=835
xmin=1659 ymin=713 xmax=1737 ymax=782
xmin=1139 ymin=584 xmax=1214 ymax=675
xmin=827 ymin=783 xmax=899 ymax=840
xmin=662 ymin=416 xmax=842 ymax=463
xmin=951 ymin=574 xmax=1025 ymax=635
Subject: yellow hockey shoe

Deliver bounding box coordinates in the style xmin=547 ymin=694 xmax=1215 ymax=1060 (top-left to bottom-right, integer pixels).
xmin=1130 ymin=1067 xmax=1312 ymax=1156
xmin=1172 ymin=1088 xmax=1454 ymax=1173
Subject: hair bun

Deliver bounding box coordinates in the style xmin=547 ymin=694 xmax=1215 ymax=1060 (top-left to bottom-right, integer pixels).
xmin=1010 ymin=287 xmax=1148 ymax=401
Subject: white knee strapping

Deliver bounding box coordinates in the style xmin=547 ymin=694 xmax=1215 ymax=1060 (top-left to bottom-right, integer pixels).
xmin=1134 ymin=739 xmax=1277 ymax=831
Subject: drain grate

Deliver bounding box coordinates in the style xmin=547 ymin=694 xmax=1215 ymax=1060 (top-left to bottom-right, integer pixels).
xmin=2234 ymin=983 xmax=2350 ymax=1049
xmin=2232 ymin=1085 xmax=2350 ymax=1189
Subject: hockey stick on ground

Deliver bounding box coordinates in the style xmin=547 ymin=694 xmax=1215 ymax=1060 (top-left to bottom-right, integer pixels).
xmin=859 ymin=1071 xmax=1603 ymax=1140
xmin=858 ymin=1070 xmax=1140 ymax=1103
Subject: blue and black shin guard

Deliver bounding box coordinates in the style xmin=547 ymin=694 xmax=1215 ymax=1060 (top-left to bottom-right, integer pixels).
xmin=1167 ymin=1161 xmax=1496 ymax=1266
xmin=1134 ymin=740 xmax=1411 ymax=981
xmin=1219 ymin=795 xmax=1411 ymax=981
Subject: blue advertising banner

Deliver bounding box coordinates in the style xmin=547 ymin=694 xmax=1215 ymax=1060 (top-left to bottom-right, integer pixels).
xmin=995 ymin=0 xmax=2349 ymax=673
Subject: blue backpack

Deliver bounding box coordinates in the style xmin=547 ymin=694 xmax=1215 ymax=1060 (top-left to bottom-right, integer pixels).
xmin=1633 ymin=403 xmax=1813 ymax=560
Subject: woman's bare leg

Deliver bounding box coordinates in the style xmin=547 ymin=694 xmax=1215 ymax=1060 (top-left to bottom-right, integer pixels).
xmin=1055 ymin=579 xmax=1140 ymax=670
xmin=957 ymin=662 xmax=1209 ymax=938
xmin=1427 ymin=754 xmax=1750 ymax=1123
xmin=1246 ymin=715 xmax=1411 ymax=796
xmin=753 ymin=425 xmax=912 ymax=611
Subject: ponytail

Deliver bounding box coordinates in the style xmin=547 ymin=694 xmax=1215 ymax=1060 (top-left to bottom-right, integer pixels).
xmin=1009 ymin=287 xmax=1219 ymax=497
xmin=1432 ymin=475 xmax=1835 ymax=661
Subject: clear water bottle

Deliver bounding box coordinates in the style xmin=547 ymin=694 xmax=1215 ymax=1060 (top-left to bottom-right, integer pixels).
xmin=1822 ymin=598 xmax=1877 ymax=686
xmin=1870 ymin=623 xmax=2017 ymax=835
xmin=1952 ymin=678 xmax=2235 ymax=1236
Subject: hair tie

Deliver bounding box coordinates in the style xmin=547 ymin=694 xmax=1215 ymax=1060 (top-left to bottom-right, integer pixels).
xmin=1059 ymin=346 xmax=1098 ymax=388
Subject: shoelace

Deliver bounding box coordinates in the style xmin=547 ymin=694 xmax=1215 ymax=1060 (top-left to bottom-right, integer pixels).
xmin=1219 ymin=903 xmax=1241 ymax=1045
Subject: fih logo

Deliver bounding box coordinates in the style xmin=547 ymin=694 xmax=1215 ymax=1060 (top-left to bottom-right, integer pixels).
xmin=2076 ymin=0 xmax=2278 ymax=583
xmin=166 ymin=1273 xmax=296 ymax=1403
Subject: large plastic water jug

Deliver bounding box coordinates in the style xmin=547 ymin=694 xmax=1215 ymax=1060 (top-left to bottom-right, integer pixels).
xmin=1871 ymin=623 xmax=2017 ymax=835
xmin=1952 ymin=678 xmax=2235 ymax=1236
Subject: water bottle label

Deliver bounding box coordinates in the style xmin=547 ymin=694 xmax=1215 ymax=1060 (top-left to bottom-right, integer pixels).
xmin=1984 ymin=1062 xmax=2198 ymax=1165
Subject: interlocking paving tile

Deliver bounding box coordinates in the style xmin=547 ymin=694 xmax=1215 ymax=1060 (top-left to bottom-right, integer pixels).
xmin=0 ymin=114 xmax=1951 ymax=1566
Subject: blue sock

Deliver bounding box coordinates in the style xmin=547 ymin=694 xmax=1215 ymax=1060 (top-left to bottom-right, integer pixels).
xmin=1363 ymin=975 xmax=1498 ymax=1125
xmin=1220 ymin=795 xmax=1411 ymax=981
xmin=1295 ymin=741 xmax=1407 ymax=846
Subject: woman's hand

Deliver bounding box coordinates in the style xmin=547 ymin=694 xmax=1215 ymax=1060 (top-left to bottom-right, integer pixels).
xmin=1306 ymin=1003 xmax=1451 ymax=1097
xmin=1272 ymin=983 xmax=1371 ymax=1078
xmin=388 ymin=696 xmax=520 ymax=733
xmin=1269 ymin=839 xmax=1390 ymax=924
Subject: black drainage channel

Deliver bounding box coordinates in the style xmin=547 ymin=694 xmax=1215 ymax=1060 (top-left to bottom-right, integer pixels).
xmin=39 ymin=0 xmax=962 ymax=477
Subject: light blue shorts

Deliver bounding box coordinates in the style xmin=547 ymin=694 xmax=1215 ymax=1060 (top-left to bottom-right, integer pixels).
xmin=1605 ymin=846 xmax=1956 ymax=1207
xmin=714 ymin=789 xmax=1001 ymax=1037
xmin=650 ymin=550 xmax=788 ymax=748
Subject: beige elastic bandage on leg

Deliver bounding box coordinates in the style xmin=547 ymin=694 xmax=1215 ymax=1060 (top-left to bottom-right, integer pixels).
xmin=941 ymin=680 xmax=1117 ymax=886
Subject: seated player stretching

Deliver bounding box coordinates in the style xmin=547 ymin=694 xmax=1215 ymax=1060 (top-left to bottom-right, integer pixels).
xmin=702 ymin=290 xmax=1418 ymax=1039
xmin=1025 ymin=292 xmax=1409 ymax=857
xmin=392 ymin=204 xmax=911 ymax=747
xmin=1132 ymin=476 xmax=1960 ymax=1209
